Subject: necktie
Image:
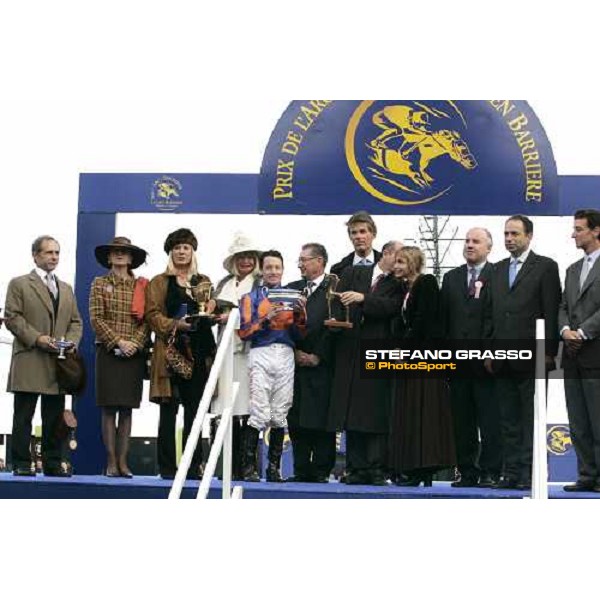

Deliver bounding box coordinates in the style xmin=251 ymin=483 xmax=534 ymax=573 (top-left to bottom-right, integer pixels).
xmin=306 ymin=281 xmax=316 ymax=296
xmin=468 ymin=267 xmax=477 ymax=296
xmin=45 ymin=273 xmax=58 ymax=299
xmin=371 ymin=274 xmax=385 ymax=291
xmin=508 ymin=259 xmax=518 ymax=289
xmin=357 ymin=258 xmax=371 ymax=266
xmin=580 ymin=256 xmax=593 ymax=290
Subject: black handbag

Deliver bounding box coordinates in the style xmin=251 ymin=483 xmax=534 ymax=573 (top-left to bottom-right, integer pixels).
xmin=56 ymin=351 xmax=87 ymax=395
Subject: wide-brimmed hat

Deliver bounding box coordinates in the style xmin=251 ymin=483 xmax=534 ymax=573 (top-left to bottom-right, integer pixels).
xmin=223 ymin=231 xmax=261 ymax=273
xmin=95 ymin=237 xmax=147 ymax=269
xmin=164 ymin=228 xmax=198 ymax=254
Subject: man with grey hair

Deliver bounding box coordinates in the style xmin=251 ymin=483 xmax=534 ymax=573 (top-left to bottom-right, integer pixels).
xmin=287 ymin=243 xmax=336 ymax=482
xmin=441 ymin=227 xmax=502 ymax=487
xmin=4 ymin=236 xmax=82 ymax=476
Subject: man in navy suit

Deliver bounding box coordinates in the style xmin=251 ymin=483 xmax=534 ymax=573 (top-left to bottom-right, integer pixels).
xmin=441 ymin=227 xmax=502 ymax=488
xmin=330 ymin=211 xmax=382 ymax=277
xmin=559 ymin=209 xmax=600 ymax=493
xmin=489 ymin=215 xmax=561 ymax=490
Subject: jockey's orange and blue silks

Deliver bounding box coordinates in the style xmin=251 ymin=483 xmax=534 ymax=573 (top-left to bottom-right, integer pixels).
xmin=238 ymin=286 xmax=306 ymax=349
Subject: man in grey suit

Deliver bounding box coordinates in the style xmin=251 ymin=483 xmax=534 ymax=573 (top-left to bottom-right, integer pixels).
xmin=559 ymin=209 xmax=600 ymax=493
xmin=489 ymin=215 xmax=561 ymax=490
xmin=4 ymin=236 xmax=82 ymax=476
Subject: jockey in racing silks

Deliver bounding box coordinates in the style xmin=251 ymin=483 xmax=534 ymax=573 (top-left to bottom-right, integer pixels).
xmin=238 ymin=250 xmax=306 ymax=483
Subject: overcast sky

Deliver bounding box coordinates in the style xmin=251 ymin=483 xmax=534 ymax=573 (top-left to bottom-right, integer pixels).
xmin=1 ymin=2 xmax=597 ymax=425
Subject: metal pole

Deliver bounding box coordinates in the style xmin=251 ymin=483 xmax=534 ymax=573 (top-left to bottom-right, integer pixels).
xmin=220 ymin=334 xmax=234 ymax=499
xmin=168 ymin=309 xmax=240 ymax=500
xmin=531 ymin=319 xmax=548 ymax=500
xmin=197 ymin=398 xmax=238 ymax=499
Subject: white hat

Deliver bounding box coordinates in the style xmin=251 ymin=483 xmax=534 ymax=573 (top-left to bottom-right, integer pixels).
xmin=223 ymin=231 xmax=261 ymax=273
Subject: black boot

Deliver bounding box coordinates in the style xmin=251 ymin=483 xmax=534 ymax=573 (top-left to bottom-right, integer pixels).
xmin=266 ymin=427 xmax=286 ymax=483
xmin=232 ymin=417 xmax=244 ymax=480
xmin=241 ymin=426 xmax=260 ymax=482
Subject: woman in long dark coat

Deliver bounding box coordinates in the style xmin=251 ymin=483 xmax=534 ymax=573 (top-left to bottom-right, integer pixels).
xmin=389 ymin=246 xmax=456 ymax=486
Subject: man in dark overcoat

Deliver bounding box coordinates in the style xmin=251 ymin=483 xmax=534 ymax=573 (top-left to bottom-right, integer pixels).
xmin=328 ymin=240 xmax=404 ymax=485
xmin=287 ymin=243 xmax=336 ymax=483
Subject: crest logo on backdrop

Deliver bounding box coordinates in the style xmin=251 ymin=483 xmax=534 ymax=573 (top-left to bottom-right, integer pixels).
xmin=151 ymin=175 xmax=183 ymax=212
xmin=258 ymin=100 xmax=558 ymax=215
xmin=547 ymin=425 xmax=573 ymax=456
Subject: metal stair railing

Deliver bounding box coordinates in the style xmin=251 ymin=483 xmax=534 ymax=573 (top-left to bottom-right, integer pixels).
xmin=531 ymin=318 xmax=548 ymax=500
xmin=168 ymin=308 xmax=243 ymax=500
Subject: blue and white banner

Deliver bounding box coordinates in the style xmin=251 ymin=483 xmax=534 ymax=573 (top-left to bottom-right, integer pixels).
xmin=259 ymin=100 xmax=558 ymax=215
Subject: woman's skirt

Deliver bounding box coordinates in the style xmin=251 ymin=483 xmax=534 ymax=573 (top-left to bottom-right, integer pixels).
xmin=95 ymin=345 xmax=145 ymax=408
xmin=389 ymin=377 xmax=456 ymax=473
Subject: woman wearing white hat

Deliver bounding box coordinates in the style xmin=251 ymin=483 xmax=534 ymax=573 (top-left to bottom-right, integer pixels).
xmin=211 ymin=232 xmax=261 ymax=479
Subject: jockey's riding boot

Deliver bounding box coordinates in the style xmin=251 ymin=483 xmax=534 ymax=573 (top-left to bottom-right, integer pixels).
xmin=232 ymin=417 xmax=244 ymax=480
xmin=241 ymin=425 xmax=260 ymax=483
xmin=266 ymin=427 xmax=286 ymax=483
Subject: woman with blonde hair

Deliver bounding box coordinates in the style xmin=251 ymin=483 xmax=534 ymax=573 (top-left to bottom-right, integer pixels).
xmin=389 ymin=246 xmax=456 ymax=486
xmin=145 ymin=228 xmax=216 ymax=479
xmin=211 ymin=232 xmax=261 ymax=479
xmin=89 ymin=237 xmax=149 ymax=477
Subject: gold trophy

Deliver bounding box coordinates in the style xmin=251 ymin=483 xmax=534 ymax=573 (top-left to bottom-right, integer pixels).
xmin=186 ymin=280 xmax=214 ymax=330
xmin=324 ymin=274 xmax=353 ymax=329
xmin=193 ymin=281 xmax=213 ymax=317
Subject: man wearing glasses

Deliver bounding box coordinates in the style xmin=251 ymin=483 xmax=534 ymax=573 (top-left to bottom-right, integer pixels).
xmin=287 ymin=244 xmax=336 ymax=483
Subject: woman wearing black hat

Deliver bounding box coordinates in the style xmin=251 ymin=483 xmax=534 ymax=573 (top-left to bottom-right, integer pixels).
xmin=145 ymin=228 xmax=216 ymax=479
xmin=89 ymin=237 xmax=150 ymax=477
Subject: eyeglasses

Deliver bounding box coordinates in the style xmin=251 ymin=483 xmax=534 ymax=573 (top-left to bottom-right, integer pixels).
xmin=297 ymin=256 xmax=319 ymax=264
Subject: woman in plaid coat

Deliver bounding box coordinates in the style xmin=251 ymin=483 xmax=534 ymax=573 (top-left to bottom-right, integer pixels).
xmin=89 ymin=237 xmax=149 ymax=477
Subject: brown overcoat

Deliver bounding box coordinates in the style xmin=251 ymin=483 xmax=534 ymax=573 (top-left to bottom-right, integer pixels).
xmin=4 ymin=271 xmax=83 ymax=395
xmin=145 ymin=272 xmax=212 ymax=402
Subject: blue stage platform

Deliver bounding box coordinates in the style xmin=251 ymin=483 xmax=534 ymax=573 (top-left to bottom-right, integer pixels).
xmin=0 ymin=473 xmax=597 ymax=499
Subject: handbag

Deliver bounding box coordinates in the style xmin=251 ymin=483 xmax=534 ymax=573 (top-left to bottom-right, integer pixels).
xmin=165 ymin=325 xmax=194 ymax=379
xmin=56 ymin=350 xmax=87 ymax=395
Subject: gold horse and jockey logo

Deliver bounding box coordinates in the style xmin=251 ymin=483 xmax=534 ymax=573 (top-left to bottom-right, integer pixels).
xmin=547 ymin=425 xmax=573 ymax=455
xmin=346 ymin=101 xmax=478 ymax=206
